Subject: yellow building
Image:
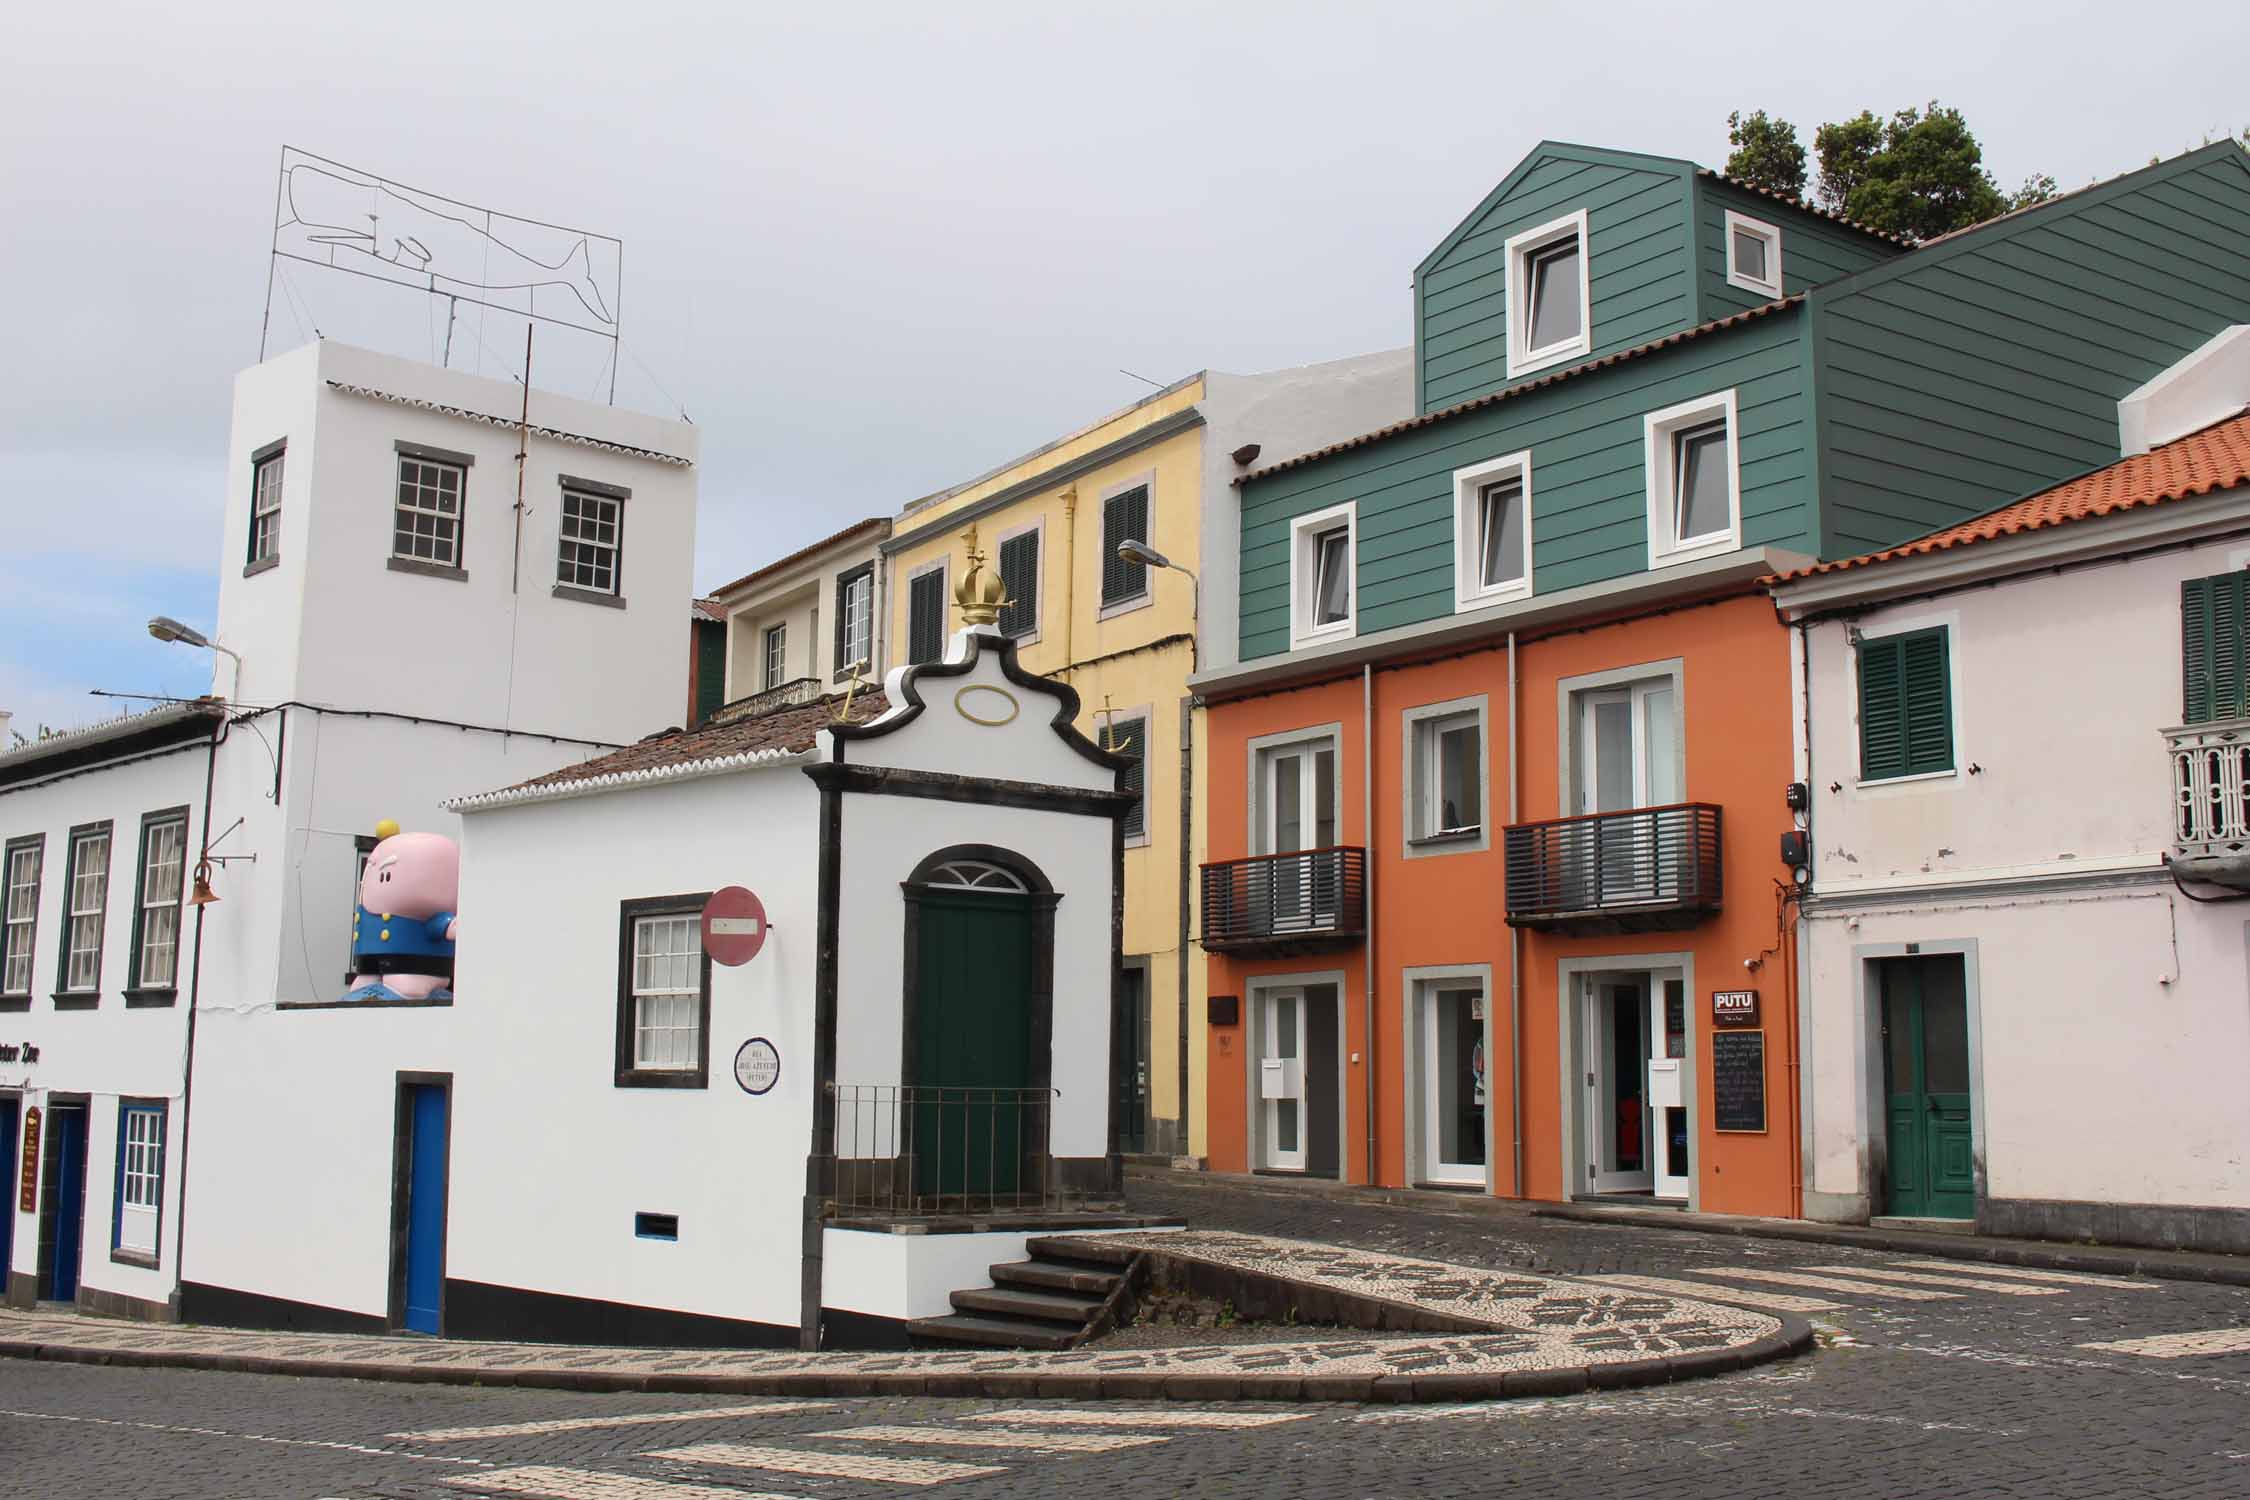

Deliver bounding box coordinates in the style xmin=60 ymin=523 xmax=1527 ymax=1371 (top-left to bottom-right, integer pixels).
xmin=882 ymin=353 xmax=1411 ymax=1158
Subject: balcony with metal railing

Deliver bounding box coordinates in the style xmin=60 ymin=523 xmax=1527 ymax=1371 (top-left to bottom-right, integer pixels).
xmin=2166 ymin=717 xmax=2250 ymax=887
xmin=1199 ymin=847 xmax=1367 ymax=955
xmin=1502 ymin=803 xmax=1723 ymax=933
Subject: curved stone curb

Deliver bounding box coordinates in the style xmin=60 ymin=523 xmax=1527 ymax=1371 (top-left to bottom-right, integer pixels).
xmin=0 ymin=1319 xmax=1813 ymax=1404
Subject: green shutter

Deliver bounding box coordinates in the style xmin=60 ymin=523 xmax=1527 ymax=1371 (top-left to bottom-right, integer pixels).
xmin=909 ymin=571 xmax=945 ymax=664
xmin=2182 ymin=571 xmax=2250 ymax=723
xmin=1858 ymin=627 xmax=1951 ymax=780
xmin=1101 ymin=486 xmax=1149 ymax=605
xmin=999 ymin=530 xmax=1039 ymax=638
xmin=1113 ymin=717 xmax=1146 ymax=838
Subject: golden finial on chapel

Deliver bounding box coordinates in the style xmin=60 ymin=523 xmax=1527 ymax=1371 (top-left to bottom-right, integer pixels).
xmin=953 ymin=523 xmax=1010 ymax=627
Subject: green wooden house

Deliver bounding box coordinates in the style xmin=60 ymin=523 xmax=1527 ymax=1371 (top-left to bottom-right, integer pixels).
xmin=1229 ymin=139 xmax=2250 ymax=663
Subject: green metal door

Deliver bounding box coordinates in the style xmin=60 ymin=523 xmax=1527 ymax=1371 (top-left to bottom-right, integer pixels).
xmin=911 ymin=888 xmax=1037 ymax=1199
xmin=1880 ymin=956 xmax=1975 ymax=1219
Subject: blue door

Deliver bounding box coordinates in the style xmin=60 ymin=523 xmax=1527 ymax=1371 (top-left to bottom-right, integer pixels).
xmin=49 ymin=1105 xmax=88 ymax=1303
xmin=401 ymin=1085 xmax=449 ymax=1334
xmin=0 ymin=1100 xmax=16 ymax=1277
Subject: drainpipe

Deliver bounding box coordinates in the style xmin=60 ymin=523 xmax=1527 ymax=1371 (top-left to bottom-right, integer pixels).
xmin=1507 ymin=630 xmax=1524 ymax=1199
xmin=1361 ymin=661 xmax=1377 ymax=1187
xmin=1061 ymin=490 xmax=1078 ymax=665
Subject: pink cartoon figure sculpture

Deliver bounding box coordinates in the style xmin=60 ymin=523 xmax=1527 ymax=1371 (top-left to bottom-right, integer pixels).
xmin=344 ymin=819 xmax=460 ymax=1001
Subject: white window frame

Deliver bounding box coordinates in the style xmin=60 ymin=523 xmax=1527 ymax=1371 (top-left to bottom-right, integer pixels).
xmin=556 ymin=487 xmax=623 ymax=595
xmin=393 ymin=454 xmax=466 ymax=568
xmin=2 ymin=838 xmax=41 ymax=999
xmin=61 ymin=825 xmax=111 ymax=996
xmin=1452 ymin=451 xmax=1534 ymax=611
xmin=629 ymin=911 xmax=702 ymax=1073
xmin=1643 ymin=388 xmax=1744 ymax=570
xmin=248 ymin=449 xmax=284 ymax=565
xmin=1850 ymin=608 xmax=1968 ymax=793
xmin=1723 ymin=210 xmax=1784 ymax=300
xmin=1401 ymin=696 xmax=1490 ymax=857
xmin=994 ymin=515 xmax=1046 ymax=645
xmin=114 ymin=1100 xmax=165 ymax=1261
xmin=1401 ymin=963 xmax=1494 ymax=1189
xmin=836 ymin=565 xmax=876 ymax=682
xmin=1557 ymin=659 xmax=1688 ymax=818
xmin=905 ymin=556 xmax=950 ymax=665
xmin=1504 ymin=209 xmax=1592 ymax=379
xmin=1289 ymin=501 xmax=1357 ymax=650
xmin=132 ymin=813 xmax=187 ymax=992
xmin=763 ymin=621 xmax=789 ymax=689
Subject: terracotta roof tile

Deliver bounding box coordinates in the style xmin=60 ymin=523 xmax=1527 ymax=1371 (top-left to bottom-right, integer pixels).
xmin=708 ymin=516 xmax=888 ymax=600
xmin=691 ymin=597 xmax=727 ymax=623
xmin=1771 ymin=410 xmax=2250 ymax=583
xmin=470 ymin=688 xmax=890 ymax=805
xmin=1696 ymin=169 xmax=1915 ymax=247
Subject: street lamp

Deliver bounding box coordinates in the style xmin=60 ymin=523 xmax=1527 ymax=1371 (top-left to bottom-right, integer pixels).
xmin=1115 ymin=540 xmax=1198 ymax=671
xmin=148 ymin=616 xmax=244 ymax=700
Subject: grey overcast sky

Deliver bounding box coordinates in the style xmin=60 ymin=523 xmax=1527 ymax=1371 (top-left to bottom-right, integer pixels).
xmin=5 ymin=0 xmax=2245 ymax=731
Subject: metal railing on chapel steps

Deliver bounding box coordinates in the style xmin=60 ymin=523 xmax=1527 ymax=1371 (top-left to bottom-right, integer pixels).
xmin=816 ymin=1084 xmax=1072 ymax=1219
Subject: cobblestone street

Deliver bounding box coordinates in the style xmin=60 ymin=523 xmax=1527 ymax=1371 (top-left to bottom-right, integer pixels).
xmin=5 ymin=1174 xmax=2248 ymax=1498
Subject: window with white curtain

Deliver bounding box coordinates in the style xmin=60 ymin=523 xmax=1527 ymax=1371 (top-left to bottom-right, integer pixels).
xmin=1 ymin=839 xmax=40 ymax=999
xmin=62 ymin=826 xmax=111 ymax=995
xmin=133 ymin=813 xmax=187 ymax=991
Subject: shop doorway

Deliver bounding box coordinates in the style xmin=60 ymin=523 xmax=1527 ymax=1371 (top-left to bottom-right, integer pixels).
xmin=1575 ymin=968 xmax=1690 ymax=1201
xmin=36 ymin=1100 xmax=89 ymax=1303
xmin=1414 ymin=981 xmax=1488 ymax=1188
xmin=1253 ymin=981 xmax=1341 ymax=1177
xmin=1878 ymin=955 xmax=1974 ymax=1220
xmin=0 ymin=1098 xmax=15 ymax=1279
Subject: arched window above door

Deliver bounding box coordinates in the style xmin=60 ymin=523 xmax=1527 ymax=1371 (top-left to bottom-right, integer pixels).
xmin=923 ymin=860 xmax=1030 ymax=893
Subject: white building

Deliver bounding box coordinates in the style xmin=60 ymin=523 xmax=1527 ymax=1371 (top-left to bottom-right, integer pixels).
xmin=1772 ymin=376 xmax=2250 ymax=1253
xmin=709 ymin=516 xmax=892 ymax=710
xmin=1 ymin=339 xmax=698 ymax=1325
xmin=444 ymin=593 xmax=1136 ymax=1348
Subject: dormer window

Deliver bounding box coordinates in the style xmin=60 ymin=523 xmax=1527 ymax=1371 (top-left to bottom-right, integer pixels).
xmin=1724 ymin=211 xmax=1783 ymax=299
xmin=1505 ymin=210 xmax=1590 ymax=378
xmin=1289 ymin=502 xmax=1356 ymax=649
xmin=1644 ymin=390 xmax=1743 ymax=569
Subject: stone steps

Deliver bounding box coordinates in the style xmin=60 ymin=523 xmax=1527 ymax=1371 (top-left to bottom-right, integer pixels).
xmin=906 ymin=1242 xmax=1133 ymax=1351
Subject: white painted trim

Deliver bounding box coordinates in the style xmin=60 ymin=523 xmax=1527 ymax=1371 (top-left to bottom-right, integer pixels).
xmin=1451 ymin=450 xmax=1534 ymax=612
xmin=1504 ymin=209 xmax=1592 ymax=380
xmin=1808 ymin=850 xmax=2162 ymax=901
xmin=1555 ymin=951 xmax=1699 ymax=1211
xmin=446 ymin=746 xmax=811 ymax=813
xmin=1723 ymin=210 xmax=1784 ymax=299
xmin=992 ymin=514 xmax=1047 ymax=647
xmin=1400 ymin=962 xmax=1494 ymax=1190
xmin=1288 ymin=501 xmax=1358 ymax=651
xmin=1244 ymin=969 xmax=1350 ymax=1177
xmin=1399 ymin=694 xmax=1490 ymax=857
xmin=2118 ymin=323 xmax=2250 ymax=456
xmin=1644 ymin=388 xmax=1743 ymax=570
xmin=1553 ymin=658 xmax=1686 ymax=818
xmin=1246 ymin=721 xmax=1345 ymax=856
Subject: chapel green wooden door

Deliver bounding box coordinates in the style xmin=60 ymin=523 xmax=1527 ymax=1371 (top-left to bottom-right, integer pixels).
xmin=1881 ymin=956 xmax=1975 ymax=1220
xmin=911 ymin=888 xmax=1037 ymax=1200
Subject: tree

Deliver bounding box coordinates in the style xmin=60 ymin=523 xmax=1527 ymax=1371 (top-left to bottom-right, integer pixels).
xmin=1725 ymin=110 xmax=1807 ymax=200
xmin=1727 ymin=101 xmax=2052 ymax=240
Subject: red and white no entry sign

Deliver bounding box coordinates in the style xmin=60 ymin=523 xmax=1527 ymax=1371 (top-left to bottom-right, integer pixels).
xmin=701 ymin=886 xmax=769 ymax=966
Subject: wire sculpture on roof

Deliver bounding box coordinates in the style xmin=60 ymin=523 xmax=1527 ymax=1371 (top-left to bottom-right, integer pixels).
xmin=261 ymin=146 xmax=624 ymax=399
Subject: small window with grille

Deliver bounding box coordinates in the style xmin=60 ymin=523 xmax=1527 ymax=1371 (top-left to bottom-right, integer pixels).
xmin=394 ymin=455 xmax=466 ymax=568
xmin=557 ymin=488 xmax=623 ymax=595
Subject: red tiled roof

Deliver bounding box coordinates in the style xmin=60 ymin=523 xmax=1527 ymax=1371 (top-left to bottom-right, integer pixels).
xmin=1696 ymin=169 xmax=1915 ymax=247
xmin=472 ymin=689 xmax=890 ymax=803
xmin=708 ymin=517 xmax=889 ymax=601
xmin=1239 ymin=297 xmax=1804 ymax=485
xmin=691 ymin=597 xmax=726 ymax=623
xmin=1771 ymin=411 xmax=2250 ymax=583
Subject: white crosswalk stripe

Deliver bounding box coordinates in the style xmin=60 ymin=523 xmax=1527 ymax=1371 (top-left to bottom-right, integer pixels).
xmin=1887 ymin=1259 xmax=2162 ymax=1290
xmin=1588 ymin=1273 xmax=1842 ymax=1313
xmin=444 ymin=1467 xmax=803 ymax=1499
xmin=1795 ymin=1266 xmax=2065 ymax=1296
xmin=824 ymin=1424 xmax=1169 ymax=1453
xmin=2078 ymin=1326 xmax=2250 ymax=1359
xmin=1680 ymin=1267 xmax=1960 ymax=1300
xmin=965 ymin=1407 xmax=1313 ymax=1429
xmin=649 ymin=1440 xmax=1004 ymax=1486
xmin=399 ymin=1403 xmax=830 ymax=1442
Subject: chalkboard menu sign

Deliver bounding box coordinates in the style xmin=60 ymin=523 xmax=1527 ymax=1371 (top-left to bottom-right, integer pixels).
xmin=1711 ymin=1030 xmax=1767 ymax=1133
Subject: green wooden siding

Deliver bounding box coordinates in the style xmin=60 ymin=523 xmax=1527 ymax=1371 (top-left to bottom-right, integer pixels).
xmin=2181 ymin=570 xmax=2250 ymax=723
xmin=1694 ymin=177 xmax=1900 ymax=321
xmin=1416 ymin=148 xmax=1695 ymax=414
xmin=1240 ymin=304 xmax=1814 ymax=660
xmin=1857 ymin=627 xmax=1952 ymax=780
xmin=1814 ymin=145 xmax=2250 ymax=558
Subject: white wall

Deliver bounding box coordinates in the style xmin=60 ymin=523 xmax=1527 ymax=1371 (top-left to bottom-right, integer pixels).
xmin=218 ymin=341 xmax=699 ymax=746
xmin=716 ymin=534 xmax=885 ymax=700
xmin=449 ymin=769 xmax=822 ymax=1332
xmin=0 ymin=728 xmax=209 ymax=1312
xmin=1197 ymin=349 xmax=1413 ymax=672
xmin=1799 ymin=532 xmax=2250 ymax=1220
